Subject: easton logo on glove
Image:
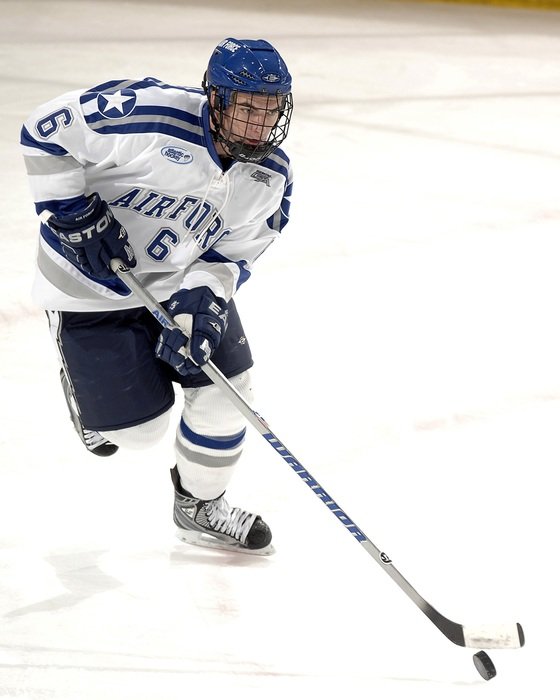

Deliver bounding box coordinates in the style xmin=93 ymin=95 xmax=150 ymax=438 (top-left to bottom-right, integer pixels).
xmin=45 ymin=192 xmax=137 ymax=279
xmin=56 ymin=210 xmax=115 ymax=245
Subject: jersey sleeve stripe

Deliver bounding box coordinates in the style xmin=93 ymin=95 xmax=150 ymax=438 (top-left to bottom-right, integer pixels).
xmin=34 ymin=195 xmax=89 ymax=217
xmin=267 ymin=168 xmax=292 ymax=233
xmin=38 ymin=225 xmax=131 ymax=297
xmin=198 ymin=249 xmax=251 ymax=290
xmin=24 ymin=154 xmax=82 ymax=175
xmin=20 ymin=126 xmax=69 ymax=156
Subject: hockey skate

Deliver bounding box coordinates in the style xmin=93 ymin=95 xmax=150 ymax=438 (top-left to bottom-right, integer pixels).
xmin=171 ymin=466 xmax=274 ymax=555
xmin=60 ymin=369 xmax=119 ymax=457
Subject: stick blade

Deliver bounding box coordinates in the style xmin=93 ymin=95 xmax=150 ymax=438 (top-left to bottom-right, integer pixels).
xmin=463 ymin=622 xmax=525 ymax=649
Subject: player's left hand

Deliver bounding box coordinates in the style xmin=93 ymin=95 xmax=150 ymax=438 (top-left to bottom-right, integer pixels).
xmin=155 ymin=287 xmax=228 ymax=376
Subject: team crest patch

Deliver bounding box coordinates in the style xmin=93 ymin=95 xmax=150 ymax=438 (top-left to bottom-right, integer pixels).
xmin=97 ymin=89 xmax=137 ymax=119
xmin=161 ymin=146 xmax=193 ymax=164
xmin=250 ymin=169 xmax=271 ymax=187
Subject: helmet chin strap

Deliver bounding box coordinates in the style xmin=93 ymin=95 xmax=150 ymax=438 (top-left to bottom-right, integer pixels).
xmin=214 ymin=133 xmax=269 ymax=164
xmin=223 ymin=137 xmax=269 ymax=163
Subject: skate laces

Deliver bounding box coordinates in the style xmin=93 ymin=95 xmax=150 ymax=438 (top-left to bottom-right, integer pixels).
xmin=205 ymin=496 xmax=257 ymax=544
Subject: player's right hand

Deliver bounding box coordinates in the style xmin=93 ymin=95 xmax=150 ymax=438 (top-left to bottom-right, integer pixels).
xmin=155 ymin=287 xmax=228 ymax=376
xmin=43 ymin=192 xmax=136 ymax=279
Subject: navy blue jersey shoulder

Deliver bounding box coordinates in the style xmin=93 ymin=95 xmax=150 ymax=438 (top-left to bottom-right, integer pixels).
xmin=79 ymin=77 xmax=203 ymax=103
xmin=79 ymin=78 xmax=206 ymax=148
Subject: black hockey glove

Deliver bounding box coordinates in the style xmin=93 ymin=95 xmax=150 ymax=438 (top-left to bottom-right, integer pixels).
xmin=155 ymin=287 xmax=229 ymax=376
xmin=44 ymin=192 xmax=136 ymax=279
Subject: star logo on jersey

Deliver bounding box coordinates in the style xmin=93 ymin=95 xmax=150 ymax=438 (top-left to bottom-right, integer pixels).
xmin=97 ymin=89 xmax=137 ymax=119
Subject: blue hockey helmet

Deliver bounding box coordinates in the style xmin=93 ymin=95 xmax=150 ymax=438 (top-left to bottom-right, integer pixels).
xmin=206 ymin=38 xmax=292 ymax=100
xmin=203 ymin=38 xmax=293 ymax=163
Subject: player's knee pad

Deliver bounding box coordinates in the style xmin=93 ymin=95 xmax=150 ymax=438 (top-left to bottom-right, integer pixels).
xmin=100 ymin=409 xmax=171 ymax=449
xmin=181 ymin=369 xmax=252 ymax=438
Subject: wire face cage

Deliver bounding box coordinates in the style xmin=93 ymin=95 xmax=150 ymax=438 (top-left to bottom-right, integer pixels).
xmin=210 ymin=90 xmax=293 ymax=163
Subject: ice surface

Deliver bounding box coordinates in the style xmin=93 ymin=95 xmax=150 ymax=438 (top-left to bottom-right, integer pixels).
xmin=1 ymin=1 xmax=559 ymax=697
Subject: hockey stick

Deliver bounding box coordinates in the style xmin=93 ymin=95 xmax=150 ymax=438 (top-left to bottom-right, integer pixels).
xmin=110 ymin=258 xmax=525 ymax=651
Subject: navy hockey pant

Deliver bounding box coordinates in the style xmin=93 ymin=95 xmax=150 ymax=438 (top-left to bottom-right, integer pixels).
xmin=49 ymin=300 xmax=253 ymax=432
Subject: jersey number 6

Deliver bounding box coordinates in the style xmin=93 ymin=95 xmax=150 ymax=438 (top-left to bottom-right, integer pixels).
xmin=36 ymin=108 xmax=73 ymax=138
xmin=146 ymin=227 xmax=180 ymax=261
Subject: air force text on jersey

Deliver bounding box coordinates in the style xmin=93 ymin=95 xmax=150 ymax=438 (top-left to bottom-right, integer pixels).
xmin=108 ymin=187 xmax=232 ymax=253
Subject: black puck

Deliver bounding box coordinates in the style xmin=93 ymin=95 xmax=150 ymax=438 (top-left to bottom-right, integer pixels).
xmin=473 ymin=651 xmax=497 ymax=681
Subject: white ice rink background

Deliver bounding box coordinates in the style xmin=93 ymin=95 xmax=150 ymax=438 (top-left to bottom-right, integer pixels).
xmin=1 ymin=0 xmax=560 ymax=697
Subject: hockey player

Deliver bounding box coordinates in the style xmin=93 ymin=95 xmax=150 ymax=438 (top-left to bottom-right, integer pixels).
xmin=21 ymin=38 xmax=294 ymax=554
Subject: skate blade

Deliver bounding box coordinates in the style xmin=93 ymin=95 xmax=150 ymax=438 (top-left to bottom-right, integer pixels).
xmin=175 ymin=529 xmax=275 ymax=556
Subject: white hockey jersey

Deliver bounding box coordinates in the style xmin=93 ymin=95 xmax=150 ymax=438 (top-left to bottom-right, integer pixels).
xmin=21 ymin=77 xmax=293 ymax=311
